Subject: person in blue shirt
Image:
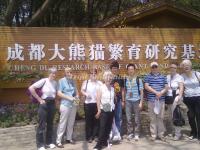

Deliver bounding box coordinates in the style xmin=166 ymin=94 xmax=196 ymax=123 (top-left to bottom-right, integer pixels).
xmin=125 ymin=63 xmax=144 ymax=141
xmin=144 ymin=62 xmax=168 ymax=141
xmin=56 ymin=67 xmax=79 ymax=148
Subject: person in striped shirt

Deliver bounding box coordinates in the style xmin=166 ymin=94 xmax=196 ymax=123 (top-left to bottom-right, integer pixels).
xmin=144 ymin=62 xmax=168 ymax=141
xmin=125 ymin=63 xmax=144 ymax=141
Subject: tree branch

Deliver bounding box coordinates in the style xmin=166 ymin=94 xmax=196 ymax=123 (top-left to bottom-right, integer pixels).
xmin=25 ymin=0 xmax=56 ymax=26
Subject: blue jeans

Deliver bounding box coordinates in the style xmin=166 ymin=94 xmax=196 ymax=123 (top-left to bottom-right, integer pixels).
xmin=114 ymin=99 xmax=122 ymax=133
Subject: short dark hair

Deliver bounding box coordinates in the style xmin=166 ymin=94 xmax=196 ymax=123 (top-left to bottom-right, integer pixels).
xmin=110 ymin=60 xmax=119 ymax=69
xmin=126 ymin=63 xmax=136 ymax=70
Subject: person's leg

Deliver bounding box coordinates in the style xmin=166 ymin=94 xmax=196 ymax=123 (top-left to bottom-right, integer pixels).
xmin=125 ymin=100 xmax=133 ymax=136
xmin=194 ymin=97 xmax=200 ymax=139
xmin=56 ymin=105 xmax=70 ymax=144
xmin=95 ymin=111 xmax=107 ymax=149
xmin=36 ymin=104 xmax=47 ymax=148
xmin=84 ymin=103 xmax=92 ymax=140
xmin=92 ymin=103 xmax=99 ymax=139
xmin=157 ymin=101 xmax=166 ymax=138
xmin=148 ymin=101 xmax=157 ymax=138
xmin=184 ymin=98 xmax=197 ymax=138
xmin=114 ymin=99 xmax=122 ymax=133
xmin=104 ymin=111 xmax=114 ymax=144
xmin=166 ymin=104 xmax=174 ymax=135
xmin=66 ymin=105 xmax=77 ymax=141
xmin=133 ymin=101 xmax=141 ymax=137
xmin=46 ymin=101 xmax=56 ymax=145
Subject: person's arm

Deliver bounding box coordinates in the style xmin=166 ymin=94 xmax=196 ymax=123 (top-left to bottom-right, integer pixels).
xmin=95 ymin=86 xmax=102 ymax=119
xmin=121 ymin=87 xmax=125 ymax=108
xmin=57 ymin=80 xmax=74 ymax=101
xmin=81 ymin=80 xmax=88 ymax=97
xmin=57 ymin=91 xmax=74 ymax=101
xmin=28 ymin=79 xmax=46 ymax=104
xmin=144 ymin=83 xmax=158 ymax=95
xmin=29 ymin=86 xmax=45 ymax=104
xmin=139 ymin=79 xmax=144 ymax=109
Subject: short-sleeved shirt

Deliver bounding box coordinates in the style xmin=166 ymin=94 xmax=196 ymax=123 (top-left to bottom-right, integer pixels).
xmin=30 ymin=78 xmax=57 ymax=100
xmin=125 ymin=77 xmax=143 ymax=102
xmin=166 ymin=74 xmax=184 ymax=96
xmin=181 ymin=71 xmax=200 ymax=97
xmin=100 ymin=84 xmax=115 ymax=111
xmin=144 ymin=73 xmax=167 ymax=101
xmin=111 ymin=75 xmax=125 ymax=100
xmin=58 ymin=77 xmax=77 ymax=107
xmin=81 ymin=80 xmax=103 ymax=104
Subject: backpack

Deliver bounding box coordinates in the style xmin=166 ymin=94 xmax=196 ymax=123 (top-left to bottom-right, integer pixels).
xmin=27 ymin=79 xmax=46 ymax=104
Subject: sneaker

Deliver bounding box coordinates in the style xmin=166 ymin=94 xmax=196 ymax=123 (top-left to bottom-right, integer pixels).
xmin=47 ymin=144 xmax=56 ymax=149
xmin=66 ymin=139 xmax=76 ymax=144
xmin=189 ymin=135 xmax=197 ymax=140
xmin=150 ymin=136 xmax=156 ymax=141
xmin=56 ymin=143 xmax=64 ymax=148
xmin=93 ymin=145 xmax=102 ymax=150
xmin=38 ymin=147 xmax=46 ymax=150
xmin=127 ymin=133 xmax=134 ymax=140
xmin=134 ymin=135 xmax=139 ymax=141
xmin=158 ymin=136 xmax=166 ymax=142
xmin=174 ymin=135 xmax=181 ymax=141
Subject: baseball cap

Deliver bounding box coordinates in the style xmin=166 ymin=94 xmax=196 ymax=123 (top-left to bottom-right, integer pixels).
xmin=150 ymin=62 xmax=158 ymax=67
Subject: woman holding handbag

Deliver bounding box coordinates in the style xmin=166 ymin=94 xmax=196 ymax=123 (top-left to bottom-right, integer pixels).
xmin=93 ymin=70 xmax=115 ymax=150
xmin=81 ymin=69 xmax=102 ymax=143
xmin=165 ymin=62 xmax=184 ymax=140
xmin=181 ymin=59 xmax=200 ymax=140
xmin=29 ymin=67 xmax=57 ymax=150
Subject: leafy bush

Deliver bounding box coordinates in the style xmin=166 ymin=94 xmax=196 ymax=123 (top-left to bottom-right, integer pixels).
xmin=0 ymin=103 xmax=85 ymax=128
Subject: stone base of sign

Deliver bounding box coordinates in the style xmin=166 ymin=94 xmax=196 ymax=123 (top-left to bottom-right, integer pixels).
xmin=0 ymin=106 xmax=189 ymax=149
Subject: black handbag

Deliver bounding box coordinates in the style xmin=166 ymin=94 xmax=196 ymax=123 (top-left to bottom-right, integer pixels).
xmin=165 ymin=90 xmax=176 ymax=104
xmin=173 ymin=105 xmax=185 ymax=126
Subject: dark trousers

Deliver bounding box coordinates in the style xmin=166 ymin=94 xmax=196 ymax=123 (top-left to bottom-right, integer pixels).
xmin=36 ymin=100 xmax=55 ymax=148
xmin=84 ymin=103 xmax=99 ymax=140
xmin=184 ymin=97 xmax=200 ymax=139
xmin=96 ymin=110 xmax=114 ymax=148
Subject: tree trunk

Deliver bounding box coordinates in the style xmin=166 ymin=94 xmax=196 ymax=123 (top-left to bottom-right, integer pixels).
xmin=87 ymin=0 xmax=94 ymax=27
xmin=4 ymin=0 xmax=22 ymax=26
xmin=25 ymin=0 xmax=57 ymax=27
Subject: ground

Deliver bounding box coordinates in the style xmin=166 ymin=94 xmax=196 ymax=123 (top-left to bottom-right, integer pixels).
xmin=1 ymin=134 xmax=199 ymax=150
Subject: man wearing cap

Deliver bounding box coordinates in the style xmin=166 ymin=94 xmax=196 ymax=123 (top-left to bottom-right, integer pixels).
xmin=144 ymin=62 xmax=168 ymax=141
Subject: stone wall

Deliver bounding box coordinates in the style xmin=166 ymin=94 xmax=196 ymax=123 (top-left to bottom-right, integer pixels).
xmin=0 ymin=105 xmax=189 ymax=149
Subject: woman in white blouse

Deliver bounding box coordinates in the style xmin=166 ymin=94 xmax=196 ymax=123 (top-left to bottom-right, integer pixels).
xmin=81 ymin=69 xmax=102 ymax=142
xmin=93 ymin=70 xmax=115 ymax=150
xmin=29 ymin=67 xmax=57 ymax=150
xmin=181 ymin=59 xmax=200 ymax=140
xmin=165 ymin=62 xmax=184 ymax=140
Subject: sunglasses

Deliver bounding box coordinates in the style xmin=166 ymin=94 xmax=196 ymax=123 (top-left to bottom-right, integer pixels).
xmin=151 ymin=65 xmax=158 ymax=69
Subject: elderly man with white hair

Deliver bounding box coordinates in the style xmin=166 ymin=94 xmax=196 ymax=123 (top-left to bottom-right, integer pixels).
xmin=144 ymin=62 xmax=168 ymax=141
xmin=181 ymin=59 xmax=200 ymax=140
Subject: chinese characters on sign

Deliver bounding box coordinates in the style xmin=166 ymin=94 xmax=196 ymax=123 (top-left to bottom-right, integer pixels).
xmin=7 ymin=43 xmax=200 ymax=61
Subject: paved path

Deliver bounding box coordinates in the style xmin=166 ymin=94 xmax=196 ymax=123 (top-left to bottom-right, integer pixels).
xmin=1 ymin=135 xmax=199 ymax=150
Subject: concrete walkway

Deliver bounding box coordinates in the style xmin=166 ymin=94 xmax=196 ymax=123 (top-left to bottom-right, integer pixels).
xmin=1 ymin=135 xmax=199 ymax=150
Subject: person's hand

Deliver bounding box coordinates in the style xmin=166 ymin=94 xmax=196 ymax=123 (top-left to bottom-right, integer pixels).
xmin=39 ymin=99 xmax=46 ymax=105
xmin=139 ymin=101 xmax=143 ymax=110
xmin=156 ymin=92 xmax=162 ymax=99
xmin=122 ymin=101 xmax=125 ymax=109
xmin=95 ymin=110 xmax=101 ymax=119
